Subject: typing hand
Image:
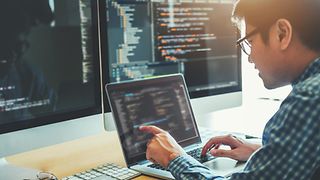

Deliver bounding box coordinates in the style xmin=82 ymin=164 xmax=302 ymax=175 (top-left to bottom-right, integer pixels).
xmin=139 ymin=125 xmax=185 ymax=168
xmin=201 ymin=134 xmax=261 ymax=161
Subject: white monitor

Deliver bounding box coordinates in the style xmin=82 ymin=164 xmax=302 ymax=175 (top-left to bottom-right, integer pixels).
xmin=0 ymin=0 xmax=103 ymax=157
xmin=100 ymin=0 xmax=242 ymax=130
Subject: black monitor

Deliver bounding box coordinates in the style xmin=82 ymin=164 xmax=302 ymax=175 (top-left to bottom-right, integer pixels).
xmin=0 ymin=0 xmax=102 ymax=157
xmin=99 ymin=0 xmax=242 ymax=130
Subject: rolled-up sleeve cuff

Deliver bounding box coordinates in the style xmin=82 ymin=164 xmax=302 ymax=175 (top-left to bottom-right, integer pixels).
xmin=167 ymin=155 xmax=226 ymax=180
xmin=168 ymin=155 xmax=209 ymax=175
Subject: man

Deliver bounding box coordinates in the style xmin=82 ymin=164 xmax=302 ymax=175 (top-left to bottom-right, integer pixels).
xmin=140 ymin=0 xmax=320 ymax=179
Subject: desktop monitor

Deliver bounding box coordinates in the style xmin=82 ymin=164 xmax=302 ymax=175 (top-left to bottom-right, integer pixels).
xmin=0 ymin=0 xmax=103 ymax=157
xmin=99 ymin=0 xmax=242 ymax=130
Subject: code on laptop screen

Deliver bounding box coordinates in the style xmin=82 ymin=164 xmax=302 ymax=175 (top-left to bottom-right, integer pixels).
xmin=108 ymin=76 xmax=199 ymax=159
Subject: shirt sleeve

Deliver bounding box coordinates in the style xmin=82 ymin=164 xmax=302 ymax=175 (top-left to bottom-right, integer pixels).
xmin=167 ymin=91 xmax=320 ymax=180
xmin=168 ymin=155 xmax=226 ymax=180
xmin=231 ymin=91 xmax=320 ymax=180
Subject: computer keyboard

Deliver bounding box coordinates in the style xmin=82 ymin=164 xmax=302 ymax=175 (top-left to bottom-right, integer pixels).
xmin=62 ymin=163 xmax=141 ymax=180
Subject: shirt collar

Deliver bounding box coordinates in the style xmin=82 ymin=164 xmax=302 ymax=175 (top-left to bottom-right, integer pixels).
xmin=292 ymin=57 xmax=320 ymax=86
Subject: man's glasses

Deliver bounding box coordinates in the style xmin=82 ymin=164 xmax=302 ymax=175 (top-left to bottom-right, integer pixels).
xmin=236 ymin=28 xmax=259 ymax=56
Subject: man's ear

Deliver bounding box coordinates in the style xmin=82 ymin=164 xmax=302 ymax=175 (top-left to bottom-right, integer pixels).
xmin=275 ymin=19 xmax=292 ymax=50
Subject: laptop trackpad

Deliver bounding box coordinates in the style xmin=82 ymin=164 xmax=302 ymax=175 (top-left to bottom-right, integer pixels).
xmin=203 ymin=157 xmax=244 ymax=176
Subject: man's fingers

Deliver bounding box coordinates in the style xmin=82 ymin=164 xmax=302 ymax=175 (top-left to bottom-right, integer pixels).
xmin=201 ymin=135 xmax=240 ymax=155
xmin=146 ymin=143 xmax=157 ymax=164
xmin=139 ymin=125 xmax=165 ymax=135
xmin=210 ymin=149 xmax=236 ymax=159
xmin=146 ymin=147 xmax=151 ymax=161
xmin=201 ymin=143 xmax=218 ymax=156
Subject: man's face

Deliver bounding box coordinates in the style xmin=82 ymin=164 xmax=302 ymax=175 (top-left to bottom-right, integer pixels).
xmin=246 ymin=24 xmax=289 ymax=89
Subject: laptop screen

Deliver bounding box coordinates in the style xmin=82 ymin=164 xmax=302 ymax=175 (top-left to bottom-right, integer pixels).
xmin=106 ymin=74 xmax=201 ymax=165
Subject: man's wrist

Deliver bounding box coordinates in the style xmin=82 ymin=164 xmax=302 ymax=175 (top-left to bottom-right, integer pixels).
xmin=169 ymin=152 xmax=181 ymax=161
xmin=165 ymin=152 xmax=181 ymax=167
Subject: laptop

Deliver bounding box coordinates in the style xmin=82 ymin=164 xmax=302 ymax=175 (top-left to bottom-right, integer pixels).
xmin=105 ymin=74 xmax=244 ymax=179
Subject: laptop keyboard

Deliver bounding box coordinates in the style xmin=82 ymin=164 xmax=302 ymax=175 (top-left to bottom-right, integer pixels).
xmin=147 ymin=163 xmax=169 ymax=171
xmin=187 ymin=147 xmax=216 ymax=163
xmin=147 ymin=147 xmax=216 ymax=171
xmin=62 ymin=163 xmax=141 ymax=180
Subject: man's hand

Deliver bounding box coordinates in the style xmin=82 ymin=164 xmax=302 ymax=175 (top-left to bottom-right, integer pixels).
xmin=139 ymin=126 xmax=185 ymax=168
xmin=201 ymin=134 xmax=261 ymax=161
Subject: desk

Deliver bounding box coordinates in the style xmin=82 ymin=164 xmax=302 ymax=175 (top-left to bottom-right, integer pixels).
xmin=6 ymin=131 xmax=157 ymax=179
xmin=6 ymin=99 xmax=280 ymax=179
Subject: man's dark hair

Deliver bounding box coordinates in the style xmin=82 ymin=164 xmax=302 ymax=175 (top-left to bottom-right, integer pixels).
xmin=232 ymin=0 xmax=320 ymax=51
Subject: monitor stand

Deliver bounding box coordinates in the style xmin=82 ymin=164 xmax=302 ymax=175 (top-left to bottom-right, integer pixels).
xmin=0 ymin=157 xmax=39 ymax=179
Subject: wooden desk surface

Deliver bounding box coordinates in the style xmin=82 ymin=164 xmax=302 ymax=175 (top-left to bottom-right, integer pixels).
xmin=6 ymin=131 xmax=157 ymax=180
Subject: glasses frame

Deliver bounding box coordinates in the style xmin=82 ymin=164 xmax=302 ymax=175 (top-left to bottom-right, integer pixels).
xmin=236 ymin=28 xmax=259 ymax=56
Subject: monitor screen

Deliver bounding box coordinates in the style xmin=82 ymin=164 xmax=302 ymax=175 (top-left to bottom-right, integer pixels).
xmin=100 ymin=0 xmax=242 ymax=114
xmin=0 ymin=0 xmax=101 ymax=134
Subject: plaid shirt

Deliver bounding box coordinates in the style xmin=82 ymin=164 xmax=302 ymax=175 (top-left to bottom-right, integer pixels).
xmin=168 ymin=58 xmax=320 ymax=180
